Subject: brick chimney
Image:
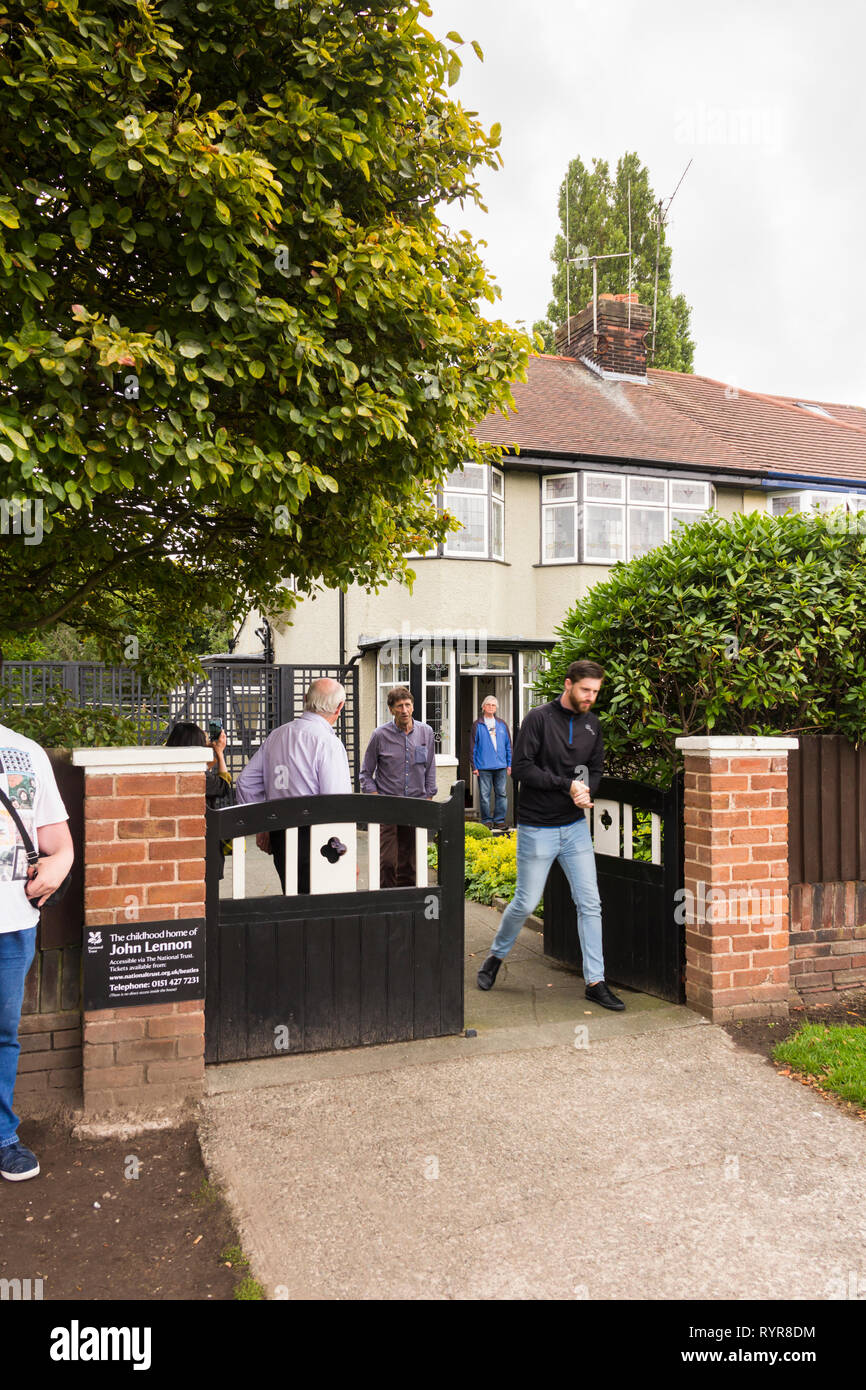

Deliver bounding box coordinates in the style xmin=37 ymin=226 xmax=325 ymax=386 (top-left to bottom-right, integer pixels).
xmin=554 ymin=293 xmax=651 ymax=381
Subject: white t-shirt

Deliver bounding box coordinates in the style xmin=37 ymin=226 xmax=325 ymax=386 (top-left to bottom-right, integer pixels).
xmin=484 ymin=715 xmax=497 ymax=751
xmin=0 ymin=724 xmax=69 ymax=933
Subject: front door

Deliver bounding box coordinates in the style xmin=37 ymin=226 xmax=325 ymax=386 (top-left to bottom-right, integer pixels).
xmin=459 ymin=674 xmax=514 ymax=818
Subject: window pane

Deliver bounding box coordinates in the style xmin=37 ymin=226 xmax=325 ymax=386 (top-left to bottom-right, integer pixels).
xmin=584 ymin=473 xmax=625 ymax=502
xmin=542 ymin=473 xmax=577 ymax=501
xmin=460 ymin=651 xmax=511 ymax=670
xmin=809 ymin=493 xmax=845 ymax=513
xmin=424 ymin=681 xmax=451 ymax=755
xmin=584 ymin=504 xmax=625 ymax=561
xmin=492 ymin=498 xmax=504 ymax=559
xmin=445 ymin=463 xmax=486 ymax=492
xmin=670 ymin=509 xmax=705 ymax=534
xmin=379 ymin=658 xmax=410 ymax=686
xmin=670 ymin=480 xmax=710 ymax=508
xmin=770 ymin=494 xmax=801 ymax=515
xmin=521 ymin=650 xmax=548 ymax=711
xmin=425 ymin=661 xmax=450 ymax=683
xmin=491 ymin=468 xmax=504 ymax=498
xmin=444 ymin=491 xmax=486 ymax=553
xmin=628 ymin=506 xmax=666 ymax=558
xmin=543 ymin=504 xmax=576 ymax=560
xmin=628 ymin=476 xmax=667 ymax=505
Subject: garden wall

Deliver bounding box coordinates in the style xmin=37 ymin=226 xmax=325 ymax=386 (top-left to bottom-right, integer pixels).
xmin=788 ymin=736 xmax=866 ymax=998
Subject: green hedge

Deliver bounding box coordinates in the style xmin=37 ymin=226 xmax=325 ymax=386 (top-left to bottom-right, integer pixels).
xmin=0 ymin=687 xmax=142 ymax=747
xmin=429 ymin=828 xmax=543 ymax=914
xmin=542 ymin=510 xmax=866 ymax=785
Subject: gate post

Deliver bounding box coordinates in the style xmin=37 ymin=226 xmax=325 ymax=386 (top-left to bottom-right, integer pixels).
xmin=676 ymin=736 xmax=797 ymax=1022
xmin=71 ymin=745 xmax=212 ymax=1117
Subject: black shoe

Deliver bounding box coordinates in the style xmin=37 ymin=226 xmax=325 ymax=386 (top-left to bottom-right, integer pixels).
xmin=585 ymin=981 xmax=625 ymax=1011
xmin=477 ymin=954 xmax=503 ymax=991
xmin=493 ymin=821 xmax=506 ymax=830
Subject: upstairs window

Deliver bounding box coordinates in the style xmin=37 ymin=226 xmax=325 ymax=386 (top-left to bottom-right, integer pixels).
xmin=541 ymin=472 xmax=713 ymax=564
xmin=408 ymin=464 xmax=506 ymax=561
xmin=769 ymin=490 xmax=866 ymax=516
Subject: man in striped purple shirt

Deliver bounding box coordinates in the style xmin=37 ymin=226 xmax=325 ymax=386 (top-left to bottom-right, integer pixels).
xmin=361 ymin=686 xmax=436 ymax=887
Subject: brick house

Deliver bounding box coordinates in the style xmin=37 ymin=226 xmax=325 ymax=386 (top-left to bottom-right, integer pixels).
xmin=233 ymin=293 xmax=866 ymax=810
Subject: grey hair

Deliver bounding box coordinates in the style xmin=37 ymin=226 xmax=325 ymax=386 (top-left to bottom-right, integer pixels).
xmin=304 ymin=678 xmax=346 ymax=715
xmin=481 ymin=697 xmax=498 ymax=708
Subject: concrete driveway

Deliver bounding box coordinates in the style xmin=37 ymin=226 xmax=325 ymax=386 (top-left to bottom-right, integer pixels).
xmin=199 ymin=905 xmax=866 ymax=1300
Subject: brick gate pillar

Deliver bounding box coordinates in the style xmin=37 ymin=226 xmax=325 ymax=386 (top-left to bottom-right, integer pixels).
xmin=71 ymin=745 xmax=212 ymax=1117
xmin=675 ymin=736 xmax=798 ymax=1022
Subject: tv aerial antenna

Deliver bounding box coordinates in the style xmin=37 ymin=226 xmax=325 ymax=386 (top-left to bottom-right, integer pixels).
xmin=649 ymin=158 xmax=692 ymax=364
xmin=564 ymin=170 xmax=632 ymax=334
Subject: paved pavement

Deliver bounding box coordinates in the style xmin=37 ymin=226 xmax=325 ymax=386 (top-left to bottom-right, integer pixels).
xmin=199 ymin=902 xmax=866 ymax=1300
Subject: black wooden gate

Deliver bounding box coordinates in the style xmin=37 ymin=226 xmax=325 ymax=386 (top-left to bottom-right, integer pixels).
xmin=204 ymin=786 xmax=465 ymax=1063
xmin=543 ymin=775 xmax=684 ymax=1003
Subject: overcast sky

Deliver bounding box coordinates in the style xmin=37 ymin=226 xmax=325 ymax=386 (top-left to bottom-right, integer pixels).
xmin=427 ymin=0 xmax=866 ymax=408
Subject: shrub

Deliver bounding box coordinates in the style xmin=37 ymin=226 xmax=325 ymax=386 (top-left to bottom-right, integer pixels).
xmin=429 ymin=830 xmax=544 ymax=916
xmin=542 ymin=510 xmax=866 ymax=785
xmin=464 ymin=822 xmax=494 ymax=839
xmin=0 ymin=687 xmax=141 ymax=748
xmin=465 ymin=833 xmax=544 ymax=915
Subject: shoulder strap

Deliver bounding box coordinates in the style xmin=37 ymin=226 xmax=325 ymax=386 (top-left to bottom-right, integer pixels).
xmin=0 ymin=784 xmax=39 ymax=864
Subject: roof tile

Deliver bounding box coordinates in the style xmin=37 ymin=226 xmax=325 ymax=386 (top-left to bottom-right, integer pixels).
xmin=474 ymin=356 xmax=866 ymax=484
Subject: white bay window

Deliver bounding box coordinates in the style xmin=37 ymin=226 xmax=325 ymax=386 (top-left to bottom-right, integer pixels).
xmin=541 ymin=471 xmax=713 ymax=564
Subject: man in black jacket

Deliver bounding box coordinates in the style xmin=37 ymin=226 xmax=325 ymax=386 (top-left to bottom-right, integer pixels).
xmin=476 ymin=659 xmax=624 ymax=1011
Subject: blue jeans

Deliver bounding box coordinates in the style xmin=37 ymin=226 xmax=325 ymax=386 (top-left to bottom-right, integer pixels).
xmin=478 ymin=768 xmax=508 ymax=824
xmin=0 ymin=928 xmax=37 ymax=1147
xmin=490 ymin=820 xmax=605 ymax=982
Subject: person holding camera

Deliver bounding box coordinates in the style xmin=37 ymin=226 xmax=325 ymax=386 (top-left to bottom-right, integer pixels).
xmin=0 ymin=703 xmax=73 ymax=1182
xmin=165 ymin=721 xmax=233 ymax=875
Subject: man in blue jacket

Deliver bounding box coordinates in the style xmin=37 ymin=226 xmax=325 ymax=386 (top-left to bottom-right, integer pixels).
xmin=470 ymin=697 xmax=512 ymax=828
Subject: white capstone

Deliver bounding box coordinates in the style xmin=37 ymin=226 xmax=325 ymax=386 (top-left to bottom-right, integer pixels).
xmin=675 ymin=736 xmax=798 ymax=754
xmin=71 ymin=746 xmax=213 ymax=776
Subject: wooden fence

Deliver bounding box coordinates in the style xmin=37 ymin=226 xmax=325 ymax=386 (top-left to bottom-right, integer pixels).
xmin=788 ymin=735 xmax=866 ymax=885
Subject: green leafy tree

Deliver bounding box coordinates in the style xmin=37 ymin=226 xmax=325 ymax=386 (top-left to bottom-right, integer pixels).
xmin=542 ymin=511 xmax=866 ymax=786
xmin=534 ymin=152 xmax=694 ymax=372
xmin=1 ymin=623 xmax=102 ymax=662
xmin=0 ymin=0 xmax=530 ymax=684
xmin=0 ymin=685 xmax=141 ymax=747
xmin=1 ymin=605 xmax=234 ymax=663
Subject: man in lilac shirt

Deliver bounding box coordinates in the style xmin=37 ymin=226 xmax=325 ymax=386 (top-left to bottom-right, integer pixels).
xmin=236 ymin=678 xmax=351 ymax=890
xmin=360 ymin=686 xmax=437 ymax=887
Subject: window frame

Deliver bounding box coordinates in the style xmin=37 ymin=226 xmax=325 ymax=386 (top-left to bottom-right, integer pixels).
xmin=405 ymin=463 xmax=506 ymax=562
xmin=767 ymin=489 xmax=864 ymax=517
xmin=420 ymin=645 xmax=456 ymax=760
xmin=519 ymin=649 xmax=549 ymax=722
xmin=541 ymin=500 xmax=579 ymax=564
xmin=540 ymin=470 xmax=716 ymax=565
xmin=377 ymin=651 xmax=411 ymax=728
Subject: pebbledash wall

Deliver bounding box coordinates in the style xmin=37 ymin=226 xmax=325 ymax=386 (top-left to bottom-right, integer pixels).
xmin=13 ymin=735 xmax=866 ymax=1121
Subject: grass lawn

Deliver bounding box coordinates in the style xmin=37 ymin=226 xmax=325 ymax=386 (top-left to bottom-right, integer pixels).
xmin=772 ymin=1024 xmax=866 ymax=1107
